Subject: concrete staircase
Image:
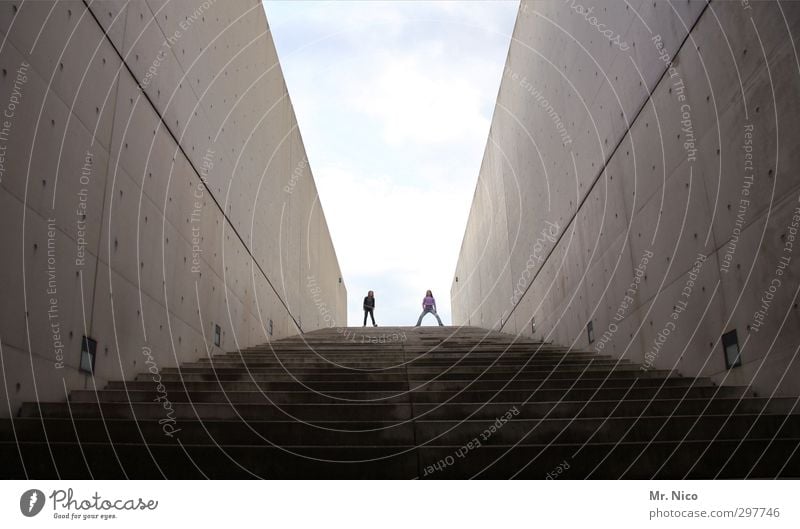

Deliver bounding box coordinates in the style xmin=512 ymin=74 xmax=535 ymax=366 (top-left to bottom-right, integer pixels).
xmin=2 ymin=326 xmax=799 ymax=478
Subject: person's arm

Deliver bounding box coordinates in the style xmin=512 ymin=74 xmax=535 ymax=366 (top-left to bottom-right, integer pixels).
xmin=433 ymin=298 xmax=437 ymax=311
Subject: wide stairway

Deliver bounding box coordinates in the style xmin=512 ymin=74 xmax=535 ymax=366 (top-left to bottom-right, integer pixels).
xmin=2 ymin=326 xmax=799 ymax=478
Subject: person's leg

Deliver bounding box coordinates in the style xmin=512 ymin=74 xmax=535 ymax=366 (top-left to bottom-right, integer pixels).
xmin=363 ymin=310 xmax=368 ymax=327
xmin=434 ymin=311 xmax=444 ymax=326
xmin=415 ymin=309 xmax=428 ymax=326
xmin=369 ymin=310 xmax=376 ymax=326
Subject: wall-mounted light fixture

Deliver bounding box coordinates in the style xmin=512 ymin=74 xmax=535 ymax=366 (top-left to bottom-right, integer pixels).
xmin=213 ymin=324 xmax=221 ymax=347
xmin=722 ymin=330 xmax=741 ymax=369
xmin=80 ymin=336 xmax=97 ymax=374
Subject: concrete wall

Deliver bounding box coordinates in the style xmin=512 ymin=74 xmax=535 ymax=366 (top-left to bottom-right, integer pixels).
xmin=0 ymin=0 xmax=346 ymax=417
xmin=452 ymin=0 xmax=800 ymax=396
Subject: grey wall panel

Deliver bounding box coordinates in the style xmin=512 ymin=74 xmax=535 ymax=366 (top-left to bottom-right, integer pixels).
xmin=0 ymin=0 xmax=345 ymax=417
xmin=452 ymin=0 xmax=800 ymax=396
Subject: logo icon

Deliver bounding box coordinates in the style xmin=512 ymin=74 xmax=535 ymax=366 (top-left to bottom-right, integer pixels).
xmin=20 ymin=489 xmax=45 ymax=517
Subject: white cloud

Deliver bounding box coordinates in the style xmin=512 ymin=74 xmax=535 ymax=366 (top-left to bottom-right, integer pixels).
xmin=347 ymin=54 xmax=489 ymax=146
xmin=314 ymin=162 xmax=472 ymax=325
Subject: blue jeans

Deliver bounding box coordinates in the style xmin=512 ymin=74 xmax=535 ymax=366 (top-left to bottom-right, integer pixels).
xmin=416 ymin=307 xmax=443 ymax=326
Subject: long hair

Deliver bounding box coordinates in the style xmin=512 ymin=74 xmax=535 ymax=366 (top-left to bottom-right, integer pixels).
xmin=426 ymin=290 xmax=433 ymax=297
xmin=368 ymin=290 xmax=374 ymax=297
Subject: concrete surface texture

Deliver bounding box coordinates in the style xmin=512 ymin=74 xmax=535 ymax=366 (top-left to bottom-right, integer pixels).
xmin=451 ymin=0 xmax=800 ymax=396
xmin=0 ymin=0 xmax=346 ymax=418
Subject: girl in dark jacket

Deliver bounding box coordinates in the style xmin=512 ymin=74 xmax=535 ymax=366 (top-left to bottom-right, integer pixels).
xmin=363 ymin=291 xmax=377 ymax=327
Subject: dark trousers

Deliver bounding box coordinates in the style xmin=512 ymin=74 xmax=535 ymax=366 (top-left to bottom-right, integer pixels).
xmin=363 ymin=309 xmax=375 ymax=326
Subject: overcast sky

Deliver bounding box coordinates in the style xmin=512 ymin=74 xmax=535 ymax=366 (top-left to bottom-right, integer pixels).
xmin=262 ymin=1 xmax=519 ymax=326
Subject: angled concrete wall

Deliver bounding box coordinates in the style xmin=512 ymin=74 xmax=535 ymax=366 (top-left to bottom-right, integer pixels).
xmin=0 ymin=0 xmax=346 ymax=417
xmin=452 ymin=0 xmax=800 ymax=396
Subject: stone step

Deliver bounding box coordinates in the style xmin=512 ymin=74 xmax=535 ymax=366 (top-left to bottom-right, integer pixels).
xmin=417 ymin=438 xmax=800 ymax=479
xmin=220 ymin=355 xmax=606 ymax=365
xmin=159 ymin=363 xmax=639 ymax=375
xmin=238 ymin=349 xmax=583 ymax=357
xmin=0 ymin=417 xmax=416 ymax=445
xmin=4 ymin=414 xmax=798 ymax=447
xmin=417 ymin=413 xmax=800 ymax=445
xmin=0 ymin=443 xmax=420 ymax=479
xmin=19 ymin=398 xmax=795 ymax=422
xmin=110 ymin=375 xmax=708 ymax=392
xmin=198 ymin=362 xmax=631 ymax=371
xmin=197 ymin=357 xmax=625 ymax=366
xmin=3 ymin=438 xmax=797 ymax=478
xmin=240 ymin=341 xmax=583 ymax=346
xmin=142 ymin=369 xmax=677 ymax=383
xmin=71 ymin=385 xmax=747 ymax=405
xmin=239 ymin=345 xmax=588 ymax=358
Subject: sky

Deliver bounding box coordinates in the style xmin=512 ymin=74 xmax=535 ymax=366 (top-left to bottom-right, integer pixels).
xmin=262 ymin=1 xmax=519 ymax=326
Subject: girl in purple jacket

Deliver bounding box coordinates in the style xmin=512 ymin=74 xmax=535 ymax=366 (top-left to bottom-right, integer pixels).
xmin=415 ymin=290 xmax=444 ymax=326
